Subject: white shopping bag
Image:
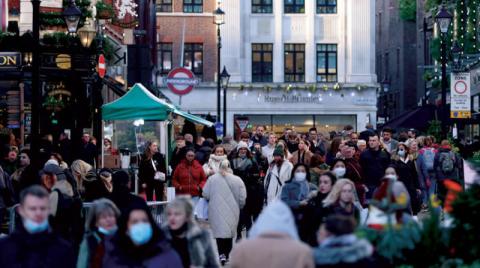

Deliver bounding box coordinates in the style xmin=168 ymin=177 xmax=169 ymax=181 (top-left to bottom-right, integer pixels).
xmin=194 ymin=198 xmax=209 ymax=220
xmin=166 ymin=187 xmax=176 ymax=202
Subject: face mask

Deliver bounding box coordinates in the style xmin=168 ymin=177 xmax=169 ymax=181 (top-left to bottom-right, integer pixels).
xmin=294 ymin=172 xmax=307 ymax=182
xmin=238 ymin=152 xmax=247 ymax=159
xmin=385 ymin=174 xmax=398 ymax=180
xmin=98 ymin=226 xmax=117 ymax=236
xmin=128 ymin=222 xmax=153 ymax=246
xmin=24 ymin=218 xmax=49 ymax=234
xmin=333 ymin=167 xmax=346 ymax=178
xmin=398 ymin=150 xmax=406 ymax=157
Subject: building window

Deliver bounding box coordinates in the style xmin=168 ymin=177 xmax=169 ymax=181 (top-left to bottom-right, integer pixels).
xmin=284 ymin=0 xmax=305 ymax=14
xmin=252 ymin=0 xmax=273 ymax=13
xmin=156 ymin=0 xmax=172 ymax=12
xmin=184 ymin=43 xmax=203 ymax=78
xmin=317 ymin=0 xmax=337 ymax=14
xmin=158 ymin=43 xmax=172 ymax=74
xmin=284 ymin=44 xmax=305 ymax=82
xmin=183 ymin=0 xmax=202 ymax=13
xmin=252 ymin=43 xmax=273 ymax=82
xmin=317 ymin=44 xmax=337 ymax=82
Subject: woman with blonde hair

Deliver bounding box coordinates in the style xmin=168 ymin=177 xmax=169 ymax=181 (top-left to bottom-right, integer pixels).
xmin=163 ymin=197 xmax=220 ymax=267
xmin=203 ymin=159 xmax=246 ymax=265
xmin=70 ymin=159 xmax=96 ymax=199
xmin=323 ymin=179 xmax=361 ymax=222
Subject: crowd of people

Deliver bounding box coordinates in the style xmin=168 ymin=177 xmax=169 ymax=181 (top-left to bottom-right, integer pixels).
xmin=0 ymin=123 xmax=469 ymax=267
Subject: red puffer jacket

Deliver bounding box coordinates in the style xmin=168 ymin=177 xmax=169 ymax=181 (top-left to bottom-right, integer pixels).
xmin=172 ymin=159 xmax=207 ymax=197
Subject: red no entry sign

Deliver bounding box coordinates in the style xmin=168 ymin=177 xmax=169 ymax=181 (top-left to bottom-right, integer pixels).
xmin=165 ymin=67 xmax=199 ymax=95
xmin=98 ymin=54 xmax=106 ymax=78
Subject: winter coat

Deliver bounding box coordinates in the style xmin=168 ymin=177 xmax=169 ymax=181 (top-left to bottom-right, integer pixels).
xmin=79 ymin=142 xmax=97 ymax=167
xmin=231 ymin=200 xmax=314 ymax=268
xmin=381 ymin=138 xmax=399 ymax=153
xmin=434 ymin=146 xmax=462 ymax=182
xmin=172 ymin=159 xmax=207 ymax=197
xmin=309 ymin=165 xmax=329 ymax=186
xmin=325 ymin=202 xmax=361 ymax=223
xmin=231 ymin=156 xmax=264 ymax=215
xmin=264 ymin=160 xmax=293 ymax=205
xmin=305 ymin=192 xmax=330 ymax=246
xmin=203 ymin=154 xmax=228 ymax=177
xmin=77 ymin=231 xmax=105 ymax=268
xmin=251 ymin=135 xmax=268 ymax=147
xmin=202 ymin=172 xmax=246 ymax=238
xmin=359 ymin=148 xmax=391 ymax=187
xmin=195 ymin=146 xmax=213 ymax=165
xmin=103 ymin=235 xmax=182 ymax=268
xmin=138 ymin=152 xmax=166 ymax=185
xmin=0 ymin=227 xmax=76 ymax=268
xmin=391 ymin=156 xmax=421 ymax=214
xmin=290 ymin=150 xmax=313 ymax=166
xmin=0 ymin=166 xmax=15 ymax=209
xmin=262 ymin=144 xmax=276 ymax=164
xmin=84 ymin=178 xmax=112 ymax=202
xmin=280 ymin=180 xmax=315 ymax=210
xmin=314 ymin=234 xmax=374 ymax=268
xmin=162 ymin=223 xmax=220 ymax=268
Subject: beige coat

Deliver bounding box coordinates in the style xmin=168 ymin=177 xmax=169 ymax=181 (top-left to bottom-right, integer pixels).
xmin=230 ymin=232 xmax=314 ymax=268
xmin=202 ymin=172 xmax=246 ymax=239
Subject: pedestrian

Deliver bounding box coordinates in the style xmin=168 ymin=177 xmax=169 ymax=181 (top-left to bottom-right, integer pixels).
xmin=280 ymin=163 xmax=317 ymax=243
xmin=170 ymin=135 xmax=187 ymax=173
xmin=252 ymin=142 xmax=268 ymax=175
xmin=194 ymin=138 xmax=214 ymax=165
xmin=0 ymin=164 xmax=15 ymax=226
xmin=230 ymin=200 xmax=315 ymax=268
xmin=58 ymin=132 xmax=73 ymax=165
xmin=308 ymin=127 xmax=328 ymax=156
xmin=251 ymin=125 xmax=268 ymax=147
xmin=238 ymin=131 xmax=253 ymax=149
xmin=381 ymin=127 xmax=398 ymax=153
xmin=139 ymin=141 xmax=167 ymax=201
xmin=109 ymin=170 xmax=147 ymax=216
xmin=50 ymin=152 xmax=69 ymax=170
xmin=83 ymin=168 xmax=114 ymax=202
xmin=305 ymin=172 xmax=337 ymax=246
xmin=71 ymin=159 xmax=97 ymax=200
xmin=202 ymin=160 xmax=246 ymax=265
xmin=323 ymin=179 xmax=361 ymax=222
xmin=326 ymin=137 xmax=342 ymax=166
xmin=264 ymin=146 xmax=294 ymax=205
xmin=262 ymin=133 xmax=277 ymax=164
xmin=0 ymin=185 xmax=76 ymax=268
xmin=77 ymin=198 xmax=120 ymax=268
xmin=359 ymin=134 xmax=391 ymax=199
xmin=391 ymin=142 xmax=422 ymax=215
xmin=278 ymin=139 xmax=292 ymax=161
xmin=1 ymin=145 xmax=18 ymax=175
xmin=11 ymin=149 xmax=38 ymax=198
xmin=339 ymin=141 xmax=366 ymax=206
xmin=184 ymin=133 xmax=195 ymax=149
xmin=40 ymin=164 xmax=84 ymax=248
xmin=417 ymin=136 xmax=438 ymax=203
xmin=203 ymin=145 xmax=228 ymax=177
xmin=172 ymin=149 xmax=207 ymax=204
xmin=285 ymin=131 xmax=299 ymax=153
xmin=309 ymin=154 xmax=330 ymax=187
xmin=434 ymin=140 xmax=462 ymax=202
xmin=163 ymin=197 xmax=220 ymax=268
xmin=103 ymin=202 xmax=182 ymax=268
xmin=314 ymin=215 xmax=374 ymax=268
xmin=195 ymin=136 xmax=205 ymax=151
xmin=290 ymin=139 xmax=313 ymax=166
xmin=79 ymin=133 xmax=97 ymax=167
xmin=221 ymin=135 xmax=237 ymax=155
xmin=357 ymin=139 xmax=367 ymax=154
xmin=359 ymin=123 xmax=376 ymax=142
xmin=231 ymin=141 xmax=263 ymax=237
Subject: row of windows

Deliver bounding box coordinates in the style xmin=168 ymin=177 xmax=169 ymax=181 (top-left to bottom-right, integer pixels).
xmin=158 ymin=43 xmax=338 ymax=83
xmin=156 ymin=0 xmax=337 ymax=14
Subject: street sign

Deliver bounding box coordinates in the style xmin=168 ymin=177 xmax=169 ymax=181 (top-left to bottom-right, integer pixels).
xmin=450 ymin=73 xmax=471 ymax=119
xmin=215 ymin=122 xmax=224 ymax=137
xmin=165 ymin=67 xmax=199 ymax=96
xmin=98 ymin=54 xmax=106 ymax=78
xmin=235 ymin=117 xmax=249 ymax=131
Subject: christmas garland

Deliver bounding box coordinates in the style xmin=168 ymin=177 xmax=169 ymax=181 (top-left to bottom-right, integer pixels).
xmin=235 ymin=83 xmax=372 ymax=94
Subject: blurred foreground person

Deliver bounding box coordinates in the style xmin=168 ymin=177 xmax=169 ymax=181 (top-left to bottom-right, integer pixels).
xmin=77 ymin=198 xmax=120 ymax=268
xmin=163 ymin=197 xmax=220 ymax=268
xmin=230 ymin=200 xmax=314 ymax=268
xmin=0 ymin=186 xmax=75 ymax=268
xmin=314 ymin=215 xmax=374 ymax=268
xmin=103 ymin=202 xmax=182 ymax=268
xmin=109 ymin=170 xmax=146 ymax=216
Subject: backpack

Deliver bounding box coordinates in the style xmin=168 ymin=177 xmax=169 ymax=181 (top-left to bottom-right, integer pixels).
xmin=439 ymin=151 xmax=455 ymax=174
xmin=422 ymin=148 xmax=436 ymax=170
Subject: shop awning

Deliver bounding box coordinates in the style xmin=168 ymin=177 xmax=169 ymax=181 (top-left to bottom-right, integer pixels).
xmin=383 ymin=104 xmax=438 ymax=132
xmin=102 ymin=83 xmax=214 ymax=127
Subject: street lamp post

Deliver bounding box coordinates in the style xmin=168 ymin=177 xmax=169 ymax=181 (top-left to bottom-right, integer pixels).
xmin=30 ymin=0 xmax=41 ymax=160
xmin=213 ymin=7 xmax=225 ymax=130
xmin=435 ymin=5 xmax=453 ymax=138
xmin=220 ymin=66 xmax=230 ymax=136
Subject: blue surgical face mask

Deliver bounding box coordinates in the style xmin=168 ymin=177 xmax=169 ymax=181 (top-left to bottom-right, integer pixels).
xmin=333 ymin=167 xmax=346 ymax=178
xmin=24 ymin=218 xmax=49 ymax=234
xmin=128 ymin=222 xmax=153 ymax=246
xmin=294 ymin=172 xmax=307 ymax=182
xmin=398 ymin=150 xmax=406 ymax=157
xmin=98 ymin=226 xmax=118 ymax=236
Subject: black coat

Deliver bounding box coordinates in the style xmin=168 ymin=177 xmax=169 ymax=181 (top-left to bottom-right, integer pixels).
xmin=359 ymin=148 xmax=391 ymax=187
xmin=50 ymin=189 xmax=84 ymax=248
xmin=231 ymin=157 xmax=264 ymax=215
xmin=139 ymin=153 xmax=166 ymax=185
xmin=84 ymin=178 xmax=111 ymax=202
xmin=109 ymin=186 xmax=147 ymax=217
xmin=391 ymin=158 xmax=421 ymax=214
xmin=0 ymin=228 xmax=76 ymax=268
xmin=79 ymin=142 xmax=97 ymax=166
xmin=305 ymin=192 xmax=329 ymax=246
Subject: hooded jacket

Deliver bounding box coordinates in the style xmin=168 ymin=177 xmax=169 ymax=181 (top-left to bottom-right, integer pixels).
xmin=314 ymin=234 xmax=374 ymax=268
xmin=172 ymin=159 xmax=207 ymax=197
xmin=230 ymin=201 xmax=314 ymax=268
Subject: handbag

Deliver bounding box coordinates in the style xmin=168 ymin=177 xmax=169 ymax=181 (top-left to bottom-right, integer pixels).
xmin=152 ymin=159 xmax=166 ymax=181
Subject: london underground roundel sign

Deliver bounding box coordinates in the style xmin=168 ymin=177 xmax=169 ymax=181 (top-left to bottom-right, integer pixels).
xmin=165 ymin=67 xmax=199 ymax=96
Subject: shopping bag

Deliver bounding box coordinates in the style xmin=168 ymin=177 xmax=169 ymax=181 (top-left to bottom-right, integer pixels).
xmin=194 ymin=198 xmax=209 ymax=220
xmin=166 ymin=187 xmax=176 ymax=202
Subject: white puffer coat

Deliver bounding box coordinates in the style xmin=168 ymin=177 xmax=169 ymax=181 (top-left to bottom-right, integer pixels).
xmin=264 ymin=161 xmax=293 ymax=205
xmin=203 ymin=172 xmax=246 ymax=239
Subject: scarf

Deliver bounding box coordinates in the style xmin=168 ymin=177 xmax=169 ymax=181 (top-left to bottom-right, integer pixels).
xmin=233 ymin=157 xmax=251 ymax=171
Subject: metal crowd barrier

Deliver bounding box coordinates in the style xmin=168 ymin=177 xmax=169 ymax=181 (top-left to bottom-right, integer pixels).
xmin=7 ymin=201 xmax=169 ymax=234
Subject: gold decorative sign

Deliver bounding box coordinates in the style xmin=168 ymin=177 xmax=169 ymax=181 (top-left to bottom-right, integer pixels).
xmin=56 ymin=54 xmax=71 ymax=70
xmin=0 ymin=52 xmax=21 ymax=68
